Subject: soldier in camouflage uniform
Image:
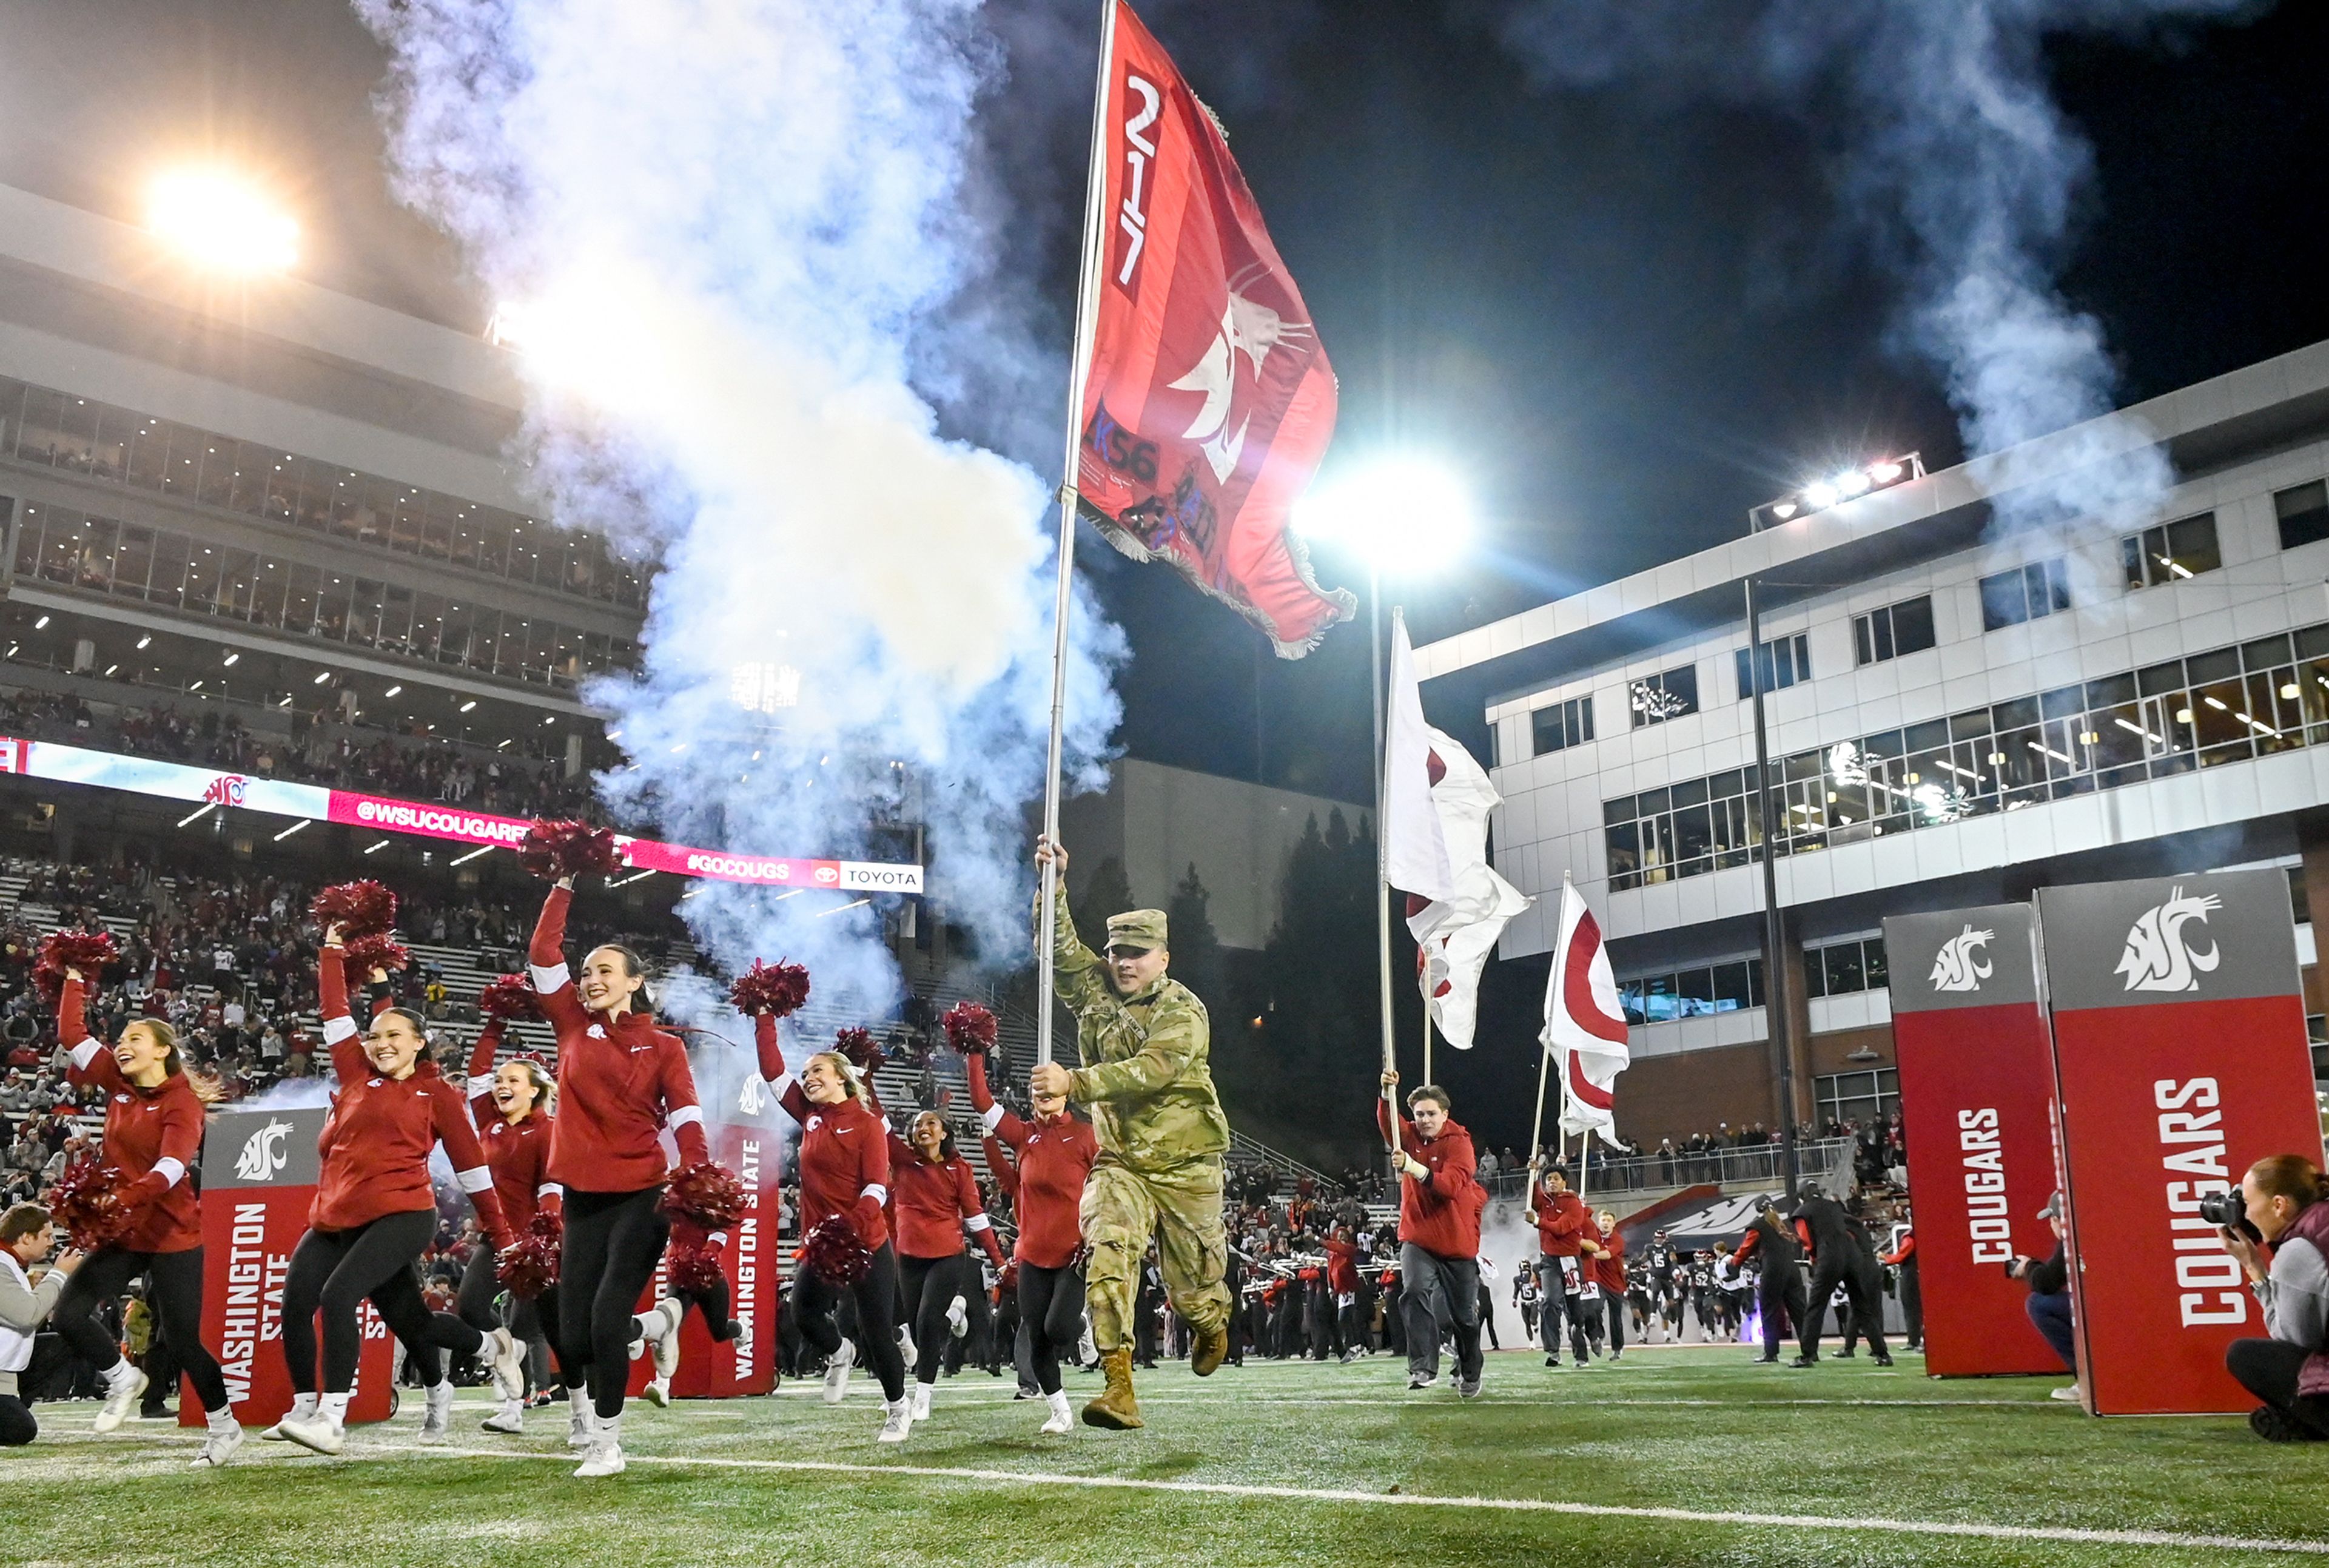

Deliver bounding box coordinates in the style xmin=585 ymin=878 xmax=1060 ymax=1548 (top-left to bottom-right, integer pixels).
xmin=1029 ymin=838 xmax=1232 ymax=1430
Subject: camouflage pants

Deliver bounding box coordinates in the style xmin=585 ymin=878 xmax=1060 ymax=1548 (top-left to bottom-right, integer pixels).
xmin=1080 ymin=1157 xmax=1230 ymax=1353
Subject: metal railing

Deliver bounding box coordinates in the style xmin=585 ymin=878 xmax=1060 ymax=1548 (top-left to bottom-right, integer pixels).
xmin=1472 ymin=1136 xmax=1858 ymax=1200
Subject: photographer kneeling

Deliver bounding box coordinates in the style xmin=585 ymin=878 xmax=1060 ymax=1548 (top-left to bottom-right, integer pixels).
xmin=2219 ymin=1154 xmax=2329 ymax=1443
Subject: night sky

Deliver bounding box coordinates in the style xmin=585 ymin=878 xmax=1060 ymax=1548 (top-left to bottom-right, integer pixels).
xmin=2 ymin=1 xmax=2325 ymax=807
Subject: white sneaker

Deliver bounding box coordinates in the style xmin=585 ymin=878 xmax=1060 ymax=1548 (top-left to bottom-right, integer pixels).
xmin=484 ymin=1326 xmax=528 ymax=1401
xmin=822 ymin=1338 xmax=855 ymax=1405
xmin=419 ymin=1381 xmax=454 ymax=1443
xmin=574 ymin=1430 xmax=625 ymax=1478
xmin=93 ymin=1362 xmax=149 ymax=1434
xmin=2050 ymin=1385 xmax=2082 ymax=1402
xmin=190 ymin=1410 xmax=245 ymax=1468
xmin=644 ymin=1376 xmax=672 ymax=1408
xmin=278 ymin=1410 xmax=344 ymax=1456
xmin=262 ymin=1392 xmax=317 ymax=1441
xmin=481 ymin=1398 xmax=525 ymax=1435
xmin=733 ymin=1317 xmax=756 ymax=1359
xmin=897 ymin=1327 xmax=917 ymax=1368
xmin=946 ymin=1296 xmax=969 ymax=1339
xmin=1040 ymin=1390 xmax=1073 ymax=1435
xmin=909 ymin=1382 xmax=932 ymax=1423
xmin=568 ymin=1392 xmax=596 ymax=1450
xmin=650 ymin=1298 xmax=684 ymax=1384
xmin=877 ymin=1398 xmax=911 ymax=1442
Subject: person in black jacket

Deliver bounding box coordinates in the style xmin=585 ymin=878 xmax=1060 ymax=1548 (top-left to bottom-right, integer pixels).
xmin=2008 ymin=1193 xmax=2075 ymax=1386
xmin=1792 ymin=1187 xmax=1892 ymax=1367
xmin=1730 ymin=1202 xmax=1807 ymax=1364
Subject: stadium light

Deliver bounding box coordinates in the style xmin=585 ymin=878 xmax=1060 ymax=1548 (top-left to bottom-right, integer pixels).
xmin=146 ymin=170 xmax=298 ymax=274
xmin=1752 ymin=453 xmax=1925 ymax=531
xmin=1291 ymin=454 xmax=1476 ymax=576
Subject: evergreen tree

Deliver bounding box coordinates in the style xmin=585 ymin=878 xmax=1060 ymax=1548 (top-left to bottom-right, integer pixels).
xmin=1165 ymin=862 xmax=1226 ymax=1019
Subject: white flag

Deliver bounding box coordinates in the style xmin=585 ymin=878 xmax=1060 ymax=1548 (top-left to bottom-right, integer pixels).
xmin=1406 ymin=731 xmax=1530 ymax=1049
xmin=1541 ymin=882 xmax=1630 ymax=1147
xmin=1383 ymin=616 xmax=1454 ymax=903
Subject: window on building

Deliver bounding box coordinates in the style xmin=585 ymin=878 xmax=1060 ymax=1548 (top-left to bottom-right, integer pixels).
xmin=2121 ymin=513 xmax=2222 ymax=590
xmin=1734 ymin=633 xmax=1812 ymax=699
xmin=1628 ymin=665 xmax=1699 ymax=728
xmin=1979 ymin=557 xmax=2072 ymax=631
xmin=1852 ymin=596 xmax=1937 ymax=665
xmin=1604 ymin=769 xmax=1760 ymax=890
xmin=1531 ymin=696 xmax=1595 ymax=756
xmin=1801 ymin=935 xmax=1887 ymax=1000
xmin=1815 ymin=1068 xmax=1900 ymax=1128
xmin=2278 ymin=481 xmax=2329 ymax=552
xmin=1618 ymin=957 xmax=1766 ymax=1024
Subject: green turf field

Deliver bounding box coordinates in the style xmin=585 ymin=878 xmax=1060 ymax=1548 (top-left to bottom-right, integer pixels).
xmin=7 ymin=1344 xmax=2327 ymax=1566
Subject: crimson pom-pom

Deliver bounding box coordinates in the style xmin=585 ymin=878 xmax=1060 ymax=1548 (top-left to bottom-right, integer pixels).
xmin=340 ymin=933 xmax=409 ymax=984
xmin=309 ymin=880 xmax=397 ymax=939
xmin=728 ymin=960 xmax=810 ymax=1018
xmin=477 ymin=974 xmax=543 ymax=1022
xmin=45 ymin=1160 xmax=133 ymax=1250
xmin=32 ymin=929 xmax=120 ymax=1005
xmin=496 ymin=1210 xmax=563 ymax=1299
xmin=802 ymin=1216 xmax=873 ymax=1285
xmin=667 ymin=1240 xmax=727 ymax=1297
xmin=833 ymin=1026 xmax=882 ymax=1072
xmin=942 ymin=1001 xmax=998 ymax=1056
xmin=659 ymin=1160 xmax=747 ymax=1229
xmin=517 ymin=818 xmax=622 ymax=881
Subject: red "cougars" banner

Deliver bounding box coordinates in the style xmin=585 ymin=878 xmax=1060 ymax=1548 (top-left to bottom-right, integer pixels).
xmin=1075 ymin=0 xmax=1351 ymax=656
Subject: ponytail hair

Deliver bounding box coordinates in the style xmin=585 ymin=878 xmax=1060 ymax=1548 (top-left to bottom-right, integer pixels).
xmin=130 ymin=1018 xmax=223 ymax=1105
xmin=588 ymin=944 xmax=654 ymax=1015
xmin=2248 ymin=1154 xmax=2329 ymax=1211
xmin=804 ymin=1050 xmax=872 ymax=1109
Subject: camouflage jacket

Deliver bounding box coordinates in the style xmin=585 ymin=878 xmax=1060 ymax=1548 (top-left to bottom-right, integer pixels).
xmin=1046 ymin=888 xmax=1230 ymax=1172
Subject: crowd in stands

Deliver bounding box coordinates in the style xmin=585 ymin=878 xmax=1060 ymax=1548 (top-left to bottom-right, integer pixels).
xmin=1 ymin=684 xmax=598 ymax=823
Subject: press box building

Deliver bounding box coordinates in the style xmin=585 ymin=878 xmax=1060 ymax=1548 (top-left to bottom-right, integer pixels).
xmin=1415 ymin=340 xmax=2329 ymax=1144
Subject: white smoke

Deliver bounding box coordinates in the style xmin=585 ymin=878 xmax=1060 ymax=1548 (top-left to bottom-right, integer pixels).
xmin=1490 ymin=0 xmax=2270 ymax=537
xmin=354 ymin=0 xmax=1124 ymax=1014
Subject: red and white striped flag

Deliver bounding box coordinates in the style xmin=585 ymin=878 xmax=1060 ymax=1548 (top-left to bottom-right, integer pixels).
xmin=1541 ymin=881 xmax=1630 ymax=1146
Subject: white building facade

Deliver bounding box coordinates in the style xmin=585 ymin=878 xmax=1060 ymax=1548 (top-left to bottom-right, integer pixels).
xmin=1417 ymin=341 xmax=2329 ymax=1141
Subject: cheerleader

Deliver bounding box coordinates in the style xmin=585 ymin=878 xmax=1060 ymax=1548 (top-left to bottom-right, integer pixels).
xmin=636 ymin=1215 xmax=753 ymax=1410
xmin=50 ymin=969 xmax=240 ymax=1465
xmin=871 ymin=1099 xmax=1006 ymax=1425
xmin=455 ymin=1017 xmax=576 ymax=1441
xmin=968 ymin=1048 xmax=1095 ymax=1434
xmin=529 ymin=878 xmax=707 ymax=1478
xmin=749 ymin=1009 xmax=909 ymax=1441
xmin=274 ymin=930 xmax=524 ymax=1455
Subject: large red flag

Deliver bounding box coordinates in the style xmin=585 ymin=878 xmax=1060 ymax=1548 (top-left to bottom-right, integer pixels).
xmin=1074 ymin=1 xmax=1353 ymax=657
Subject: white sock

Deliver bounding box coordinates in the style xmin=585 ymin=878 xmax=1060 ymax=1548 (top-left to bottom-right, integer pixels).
xmin=207 ymin=1405 xmax=240 ymax=1432
xmin=287 ymin=1391 xmax=318 ymax=1420
xmin=597 ymin=1412 xmax=621 ymax=1444
xmin=105 ymin=1359 xmax=136 ymax=1387
xmin=318 ymin=1392 xmax=351 ymax=1426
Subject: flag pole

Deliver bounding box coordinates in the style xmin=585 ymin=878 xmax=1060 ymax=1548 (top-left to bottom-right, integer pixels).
xmin=1527 ymin=1043 xmax=1550 ymax=1174
xmin=1375 ymin=584 xmax=1397 ymax=1154
xmin=1422 ymin=1009 xmax=1433 ymax=1088
xmin=1036 ymin=0 xmax=1118 ymax=1069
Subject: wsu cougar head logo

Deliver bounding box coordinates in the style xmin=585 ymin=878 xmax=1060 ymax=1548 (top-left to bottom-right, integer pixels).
xmin=1166 ymin=271 xmax=1317 ymax=485
xmin=1928 ymin=925 xmax=1995 ymax=993
xmin=738 ymin=1075 xmax=765 ymax=1117
xmin=235 ymin=1117 xmax=294 ymax=1181
xmin=2115 ymin=885 xmax=2223 ymax=992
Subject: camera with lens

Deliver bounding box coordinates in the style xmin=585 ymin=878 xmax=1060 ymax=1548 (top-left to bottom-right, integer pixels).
xmin=2198 ymin=1189 xmax=2261 ymax=1241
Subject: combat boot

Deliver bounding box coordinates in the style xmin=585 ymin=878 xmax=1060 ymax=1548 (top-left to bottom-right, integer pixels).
xmin=1083 ymin=1347 xmax=1144 ymax=1430
xmin=1191 ymin=1323 xmax=1229 ymax=1378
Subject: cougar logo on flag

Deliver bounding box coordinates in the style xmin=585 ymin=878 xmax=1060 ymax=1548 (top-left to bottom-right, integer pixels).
xmin=2114 ymin=886 xmax=2223 ymax=992
xmin=738 ymin=1075 xmax=765 ymax=1117
xmin=1166 ymin=282 xmax=1316 ymax=483
xmin=1928 ymin=925 xmax=1995 ymax=992
xmin=235 ymin=1117 xmax=294 ymax=1182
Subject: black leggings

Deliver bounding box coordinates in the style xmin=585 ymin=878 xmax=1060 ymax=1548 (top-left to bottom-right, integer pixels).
xmin=677 ymin=1273 xmax=739 ymax=1341
xmin=559 ymin=1186 xmax=669 ymax=1419
xmin=282 ymin=1211 xmax=483 ymax=1394
xmin=1604 ymin=1294 xmax=1627 ymax=1354
xmin=1017 ymin=1260 xmax=1087 ymax=1396
xmin=455 ymin=1244 xmax=566 ymax=1381
xmin=793 ymin=1242 xmax=906 ymax=1402
xmin=899 ymin=1252 xmax=977 ymax=1387
xmin=2228 ymin=1338 xmax=2329 ymax=1435
xmin=53 ymin=1245 xmax=230 ymax=1414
